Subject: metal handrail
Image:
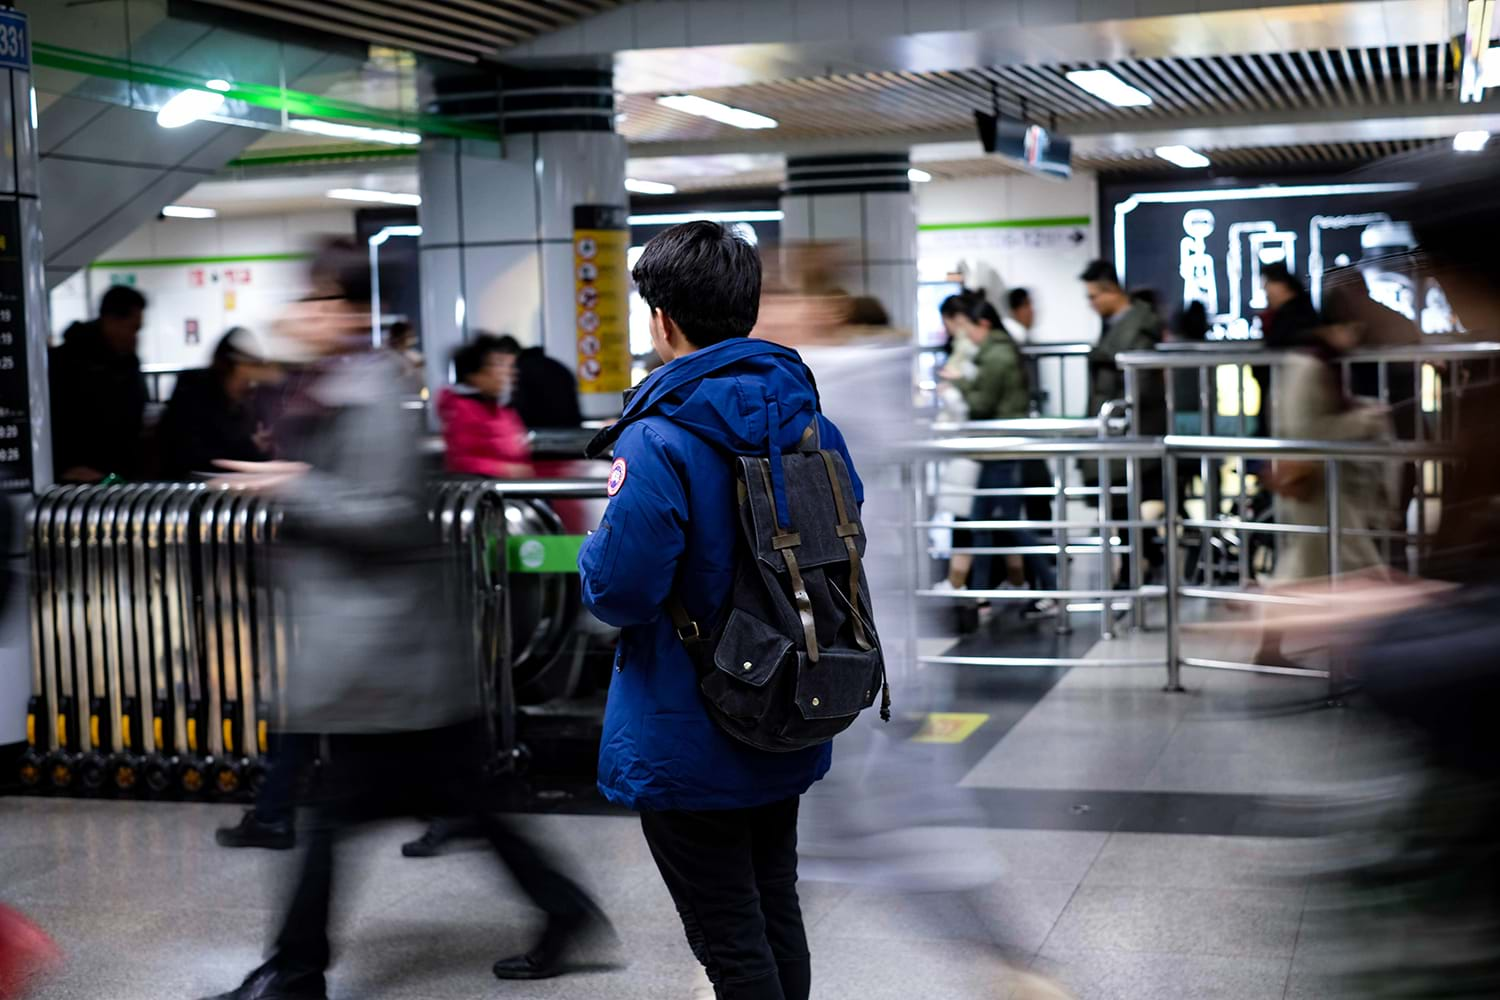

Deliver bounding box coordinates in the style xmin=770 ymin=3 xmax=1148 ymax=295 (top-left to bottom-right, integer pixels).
xmin=1116 ymin=341 xmax=1500 ymax=369
xmin=914 ymin=437 xmax=1166 ymax=460
xmin=1019 ymin=343 xmax=1093 ymax=357
xmin=929 ymin=417 xmax=1103 ymax=436
xmin=1164 ymin=435 xmax=1456 ymax=460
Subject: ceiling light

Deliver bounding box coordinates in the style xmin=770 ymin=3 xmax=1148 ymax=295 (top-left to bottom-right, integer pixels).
xmin=155 ymin=79 xmax=231 ymax=129
xmin=1454 ymin=129 xmax=1491 ymax=152
xmin=1065 ymin=69 xmax=1153 ymax=108
xmin=327 ymin=188 xmax=422 ymax=206
xmin=908 ymin=167 xmax=933 ymax=183
xmin=1156 ymin=145 xmax=1211 ymax=169
xmin=288 ymin=118 xmax=421 ymax=146
xmin=161 ymin=205 xmax=218 ymax=219
xmin=624 ymin=176 xmax=678 ymax=194
xmin=656 ymin=94 xmax=777 ymax=130
xmin=627 ymin=209 xmax=783 ymax=226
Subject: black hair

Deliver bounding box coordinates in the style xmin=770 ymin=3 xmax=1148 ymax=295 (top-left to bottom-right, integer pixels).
xmin=100 ymin=285 xmax=147 ymax=318
xmin=488 ymin=334 xmax=522 ymax=355
xmin=310 ymin=238 xmax=372 ymax=305
xmin=1079 ymin=259 xmax=1121 ymax=287
xmin=1260 ymin=261 xmax=1305 ymax=297
xmin=631 ymin=221 xmax=761 ymax=347
xmin=939 ymin=292 xmax=972 ymax=319
xmin=211 ymin=327 xmax=259 ymax=373
xmin=846 ymin=296 xmax=889 ymax=327
xmin=962 ymin=295 xmax=1002 ymax=329
xmin=1173 ymin=301 xmax=1210 ymax=341
xmin=452 ymin=338 xmax=505 ymax=384
xmin=1006 ymin=287 xmax=1031 ymax=313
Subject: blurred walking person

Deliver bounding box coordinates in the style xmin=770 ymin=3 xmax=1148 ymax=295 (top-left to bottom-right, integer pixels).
xmin=437 ymin=336 xmax=531 ymax=479
xmin=1254 ymin=318 xmax=1390 ymax=668
xmin=197 ymin=240 xmax=608 ymax=1000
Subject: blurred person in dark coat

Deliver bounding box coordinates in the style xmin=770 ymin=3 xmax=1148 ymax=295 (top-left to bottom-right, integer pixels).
xmin=49 ymin=285 xmax=148 ymax=482
xmin=156 ymin=328 xmax=274 ymax=479
xmin=197 ymin=241 xmax=608 ymax=1000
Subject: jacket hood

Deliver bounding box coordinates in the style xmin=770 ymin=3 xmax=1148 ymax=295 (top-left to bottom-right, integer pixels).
xmin=587 ymin=338 xmax=820 ymax=459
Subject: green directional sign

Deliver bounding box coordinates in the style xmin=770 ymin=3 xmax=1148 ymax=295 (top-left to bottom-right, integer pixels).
xmin=505 ymin=534 xmax=586 ymax=574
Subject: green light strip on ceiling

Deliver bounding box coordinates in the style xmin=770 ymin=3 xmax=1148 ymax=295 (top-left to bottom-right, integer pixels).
xmin=32 ymin=42 xmax=496 ymax=142
xmin=227 ymin=147 xmax=420 ymax=169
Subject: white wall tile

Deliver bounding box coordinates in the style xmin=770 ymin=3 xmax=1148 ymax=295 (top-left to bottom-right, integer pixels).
xmin=860 ymin=191 xmax=918 ymax=265
xmin=635 ymin=2 xmax=690 ymax=48
xmin=687 ymin=1 xmax=744 ymax=45
xmin=741 ymin=0 xmax=797 ymax=41
xmin=779 ymin=194 xmax=813 ymax=241
xmin=863 ymin=262 xmax=918 ymax=333
xmin=581 ymin=6 xmax=636 ymax=51
xmin=851 ymin=0 xmax=907 ymax=38
xmin=795 ymin=0 xmax=852 ymax=39
xmin=535 ymin=132 xmax=626 ymax=242
xmin=418 ymin=141 xmax=462 ymax=248
xmin=458 ymin=137 xmax=540 ymax=245
xmin=419 ymin=246 xmax=466 ymax=404
xmin=809 ymin=192 xmax=865 ymax=245
xmin=1021 ymin=0 xmax=1081 ymax=24
xmin=218 ymin=215 xmax=286 ymax=257
xmin=463 ymin=243 xmax=544 ymax=349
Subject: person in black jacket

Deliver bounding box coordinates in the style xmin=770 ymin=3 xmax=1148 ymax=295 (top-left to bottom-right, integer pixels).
xmin=513 ymin=344 xmax=584 ymax=430
xmin=157 ymin=328 xmax=273 ymax=480
xmin=48 ymin=285 xmax=148 ymax=483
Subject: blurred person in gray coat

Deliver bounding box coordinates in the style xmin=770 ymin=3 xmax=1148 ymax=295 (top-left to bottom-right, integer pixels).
xmin=197 ymin=241 xmax=609 ymax=1000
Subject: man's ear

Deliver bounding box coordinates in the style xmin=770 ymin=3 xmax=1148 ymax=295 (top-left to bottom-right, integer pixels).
xmin=658 ymin=310 xmax=682 ymax=345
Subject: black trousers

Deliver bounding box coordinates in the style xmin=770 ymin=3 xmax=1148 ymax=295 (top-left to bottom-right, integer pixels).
xmin=265 ymin=723 xmax=594 ymax=985
xmin=641 ymin=797 xmax=810 ymax=1000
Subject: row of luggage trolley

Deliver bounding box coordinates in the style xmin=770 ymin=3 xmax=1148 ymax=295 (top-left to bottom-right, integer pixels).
xmin=17 ymin=479 xmax=609 ymax=799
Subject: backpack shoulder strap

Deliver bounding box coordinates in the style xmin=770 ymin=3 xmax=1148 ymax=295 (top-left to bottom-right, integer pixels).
xmin=818 ymin=450 xmax=872 ymax=651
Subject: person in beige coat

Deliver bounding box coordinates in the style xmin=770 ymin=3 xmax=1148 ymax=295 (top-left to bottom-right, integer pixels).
xmin=1255 ymin=322 xmax=1390 ymax=667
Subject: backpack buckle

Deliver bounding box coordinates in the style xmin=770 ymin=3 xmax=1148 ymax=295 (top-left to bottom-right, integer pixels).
xmin=676 ymin=621 xmax=702 ymax=642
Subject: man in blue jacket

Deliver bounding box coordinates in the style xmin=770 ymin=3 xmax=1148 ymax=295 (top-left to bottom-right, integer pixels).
xmin=580 ymin=222 xmax=862 ymax=1000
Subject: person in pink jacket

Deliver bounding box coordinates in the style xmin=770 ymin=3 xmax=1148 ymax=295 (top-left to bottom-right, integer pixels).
xmin=438 ymin=336 xmax=532 ymax=478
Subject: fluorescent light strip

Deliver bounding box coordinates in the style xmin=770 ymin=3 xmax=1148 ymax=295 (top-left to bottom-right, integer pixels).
xmin=625 ymin=178 xmax=677 ymax=195
xmin=627 ymin=209 xmax=783 ymax=226
xmin=656 ymin=94 xmax=778 ymax=130
xmin=327 ymin=188 xmax=422 ymax=206
xmin=1065 ymin=69 xmax=1153 ymax=108
xmin=1454 ymin=129 xmax=1491 ymax=151
xmin=155 ymin=80 xmax=230 ymax=129
xmin=161 ymin=205 xmax=218 ymax=219
xmin=288 ymin=118 xmax=421 ymax=146
xmin=908 ymin=167 xmax=933 ymax=183
xmin=1155 ymin=144 xmax=1211 ymax=169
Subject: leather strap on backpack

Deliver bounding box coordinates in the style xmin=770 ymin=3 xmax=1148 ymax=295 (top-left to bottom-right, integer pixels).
xmin=758 ymin=461 xmax=819 ymax=663
xmin=818 ymin=450 xmax=872 ymax=652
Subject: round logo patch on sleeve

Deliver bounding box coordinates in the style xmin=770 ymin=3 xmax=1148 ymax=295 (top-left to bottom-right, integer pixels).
xmin=607 ymin=457 xmax=628 ymax=497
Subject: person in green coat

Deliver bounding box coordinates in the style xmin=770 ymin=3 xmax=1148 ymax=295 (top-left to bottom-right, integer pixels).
xmin=936 ymin=295 xmax=1056 ymax=618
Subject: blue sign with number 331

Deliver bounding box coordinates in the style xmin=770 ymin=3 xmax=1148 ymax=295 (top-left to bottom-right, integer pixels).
xmin=0 ymin=10 xmax=28 ymax=73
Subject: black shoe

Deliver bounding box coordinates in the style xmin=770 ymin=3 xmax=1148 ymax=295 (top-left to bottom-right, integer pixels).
xmin=196 ymin=964 xmax=326 ymax=1000
xmin=401 ymin=827 xmax=445 ymax=858
xmin=493 ymin=906 xmax=618 ymax=981
xmin=216 ymin=810 xmax=295 ymax=851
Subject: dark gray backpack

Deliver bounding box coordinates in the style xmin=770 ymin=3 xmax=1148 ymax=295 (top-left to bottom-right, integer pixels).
xmin=669 ymin=424 xmax=889 ymax=753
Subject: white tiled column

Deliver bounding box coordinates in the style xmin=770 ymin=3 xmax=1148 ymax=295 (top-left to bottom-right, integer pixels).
xmin=418 ymin=70 xmax=628 ymax=419
xmin=779 ymin=154 xmax=918 ymax=332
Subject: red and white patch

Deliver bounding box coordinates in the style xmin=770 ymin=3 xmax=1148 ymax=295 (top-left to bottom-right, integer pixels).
xmin=607 ymin=457 xmax=628 ymax=497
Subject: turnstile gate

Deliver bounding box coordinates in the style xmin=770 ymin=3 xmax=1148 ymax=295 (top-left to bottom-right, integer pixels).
xmin=16 ymin=481 xmax=594 ymax=798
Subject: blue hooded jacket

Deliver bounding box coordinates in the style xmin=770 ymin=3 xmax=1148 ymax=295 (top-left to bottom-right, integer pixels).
xmin=579 ymin=338 xmax=863 ymax=811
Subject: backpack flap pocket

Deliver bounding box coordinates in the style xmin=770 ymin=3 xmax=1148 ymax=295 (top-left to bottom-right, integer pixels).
xmin=741 ymin=453 xmax=863 ymax=572
xmin=702 ymin=609 xmax=793 ymax=721
xmin=793 ymin=648 xmax=881 ymax=721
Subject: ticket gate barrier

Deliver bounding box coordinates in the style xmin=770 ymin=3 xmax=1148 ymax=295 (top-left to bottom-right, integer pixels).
xmin=17 ymin=479 xmax=606 ymax=798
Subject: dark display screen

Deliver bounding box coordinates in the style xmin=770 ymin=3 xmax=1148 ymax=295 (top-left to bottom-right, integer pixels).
xmin=1102 ymin=178 xmax=1456 ymax=340
xmin=0 ymin=201 xmax=32 ymax=492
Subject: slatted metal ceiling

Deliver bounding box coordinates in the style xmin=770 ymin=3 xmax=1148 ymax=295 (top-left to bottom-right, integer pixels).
xmin=655 ymin=140 xmax=1443 ymax=192
xmin=620 ymin=44 xmax=1461 ymax=145
xmin=194 ymin=0 xmax=620 ymax=62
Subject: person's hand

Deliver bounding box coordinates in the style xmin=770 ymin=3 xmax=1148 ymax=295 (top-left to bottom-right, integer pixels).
xmin=938 ymin=366 xmax=962 ymax=382
xmin=252 ymin=423 xmax=273 ymax=455
xmin=209 ymin=459 xmax=310 ymax=494
xmin=59 ymin=466 xmax=105 ymax=484
xmin=1185 ymin=568 xmax=1455 ymax=639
